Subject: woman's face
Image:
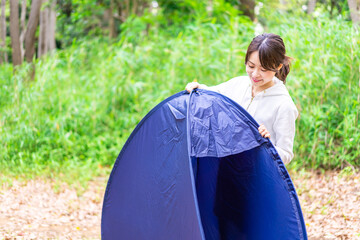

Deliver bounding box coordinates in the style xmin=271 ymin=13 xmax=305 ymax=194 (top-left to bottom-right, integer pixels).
xmin=245 ymin=51 xmax=281 ymax=91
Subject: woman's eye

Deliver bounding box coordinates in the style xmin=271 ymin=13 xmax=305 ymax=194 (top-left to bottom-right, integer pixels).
xmin=261 ymin=69 xmax=267 ymax=72
xmin=248 ymin=65 xmax=255 ymax=68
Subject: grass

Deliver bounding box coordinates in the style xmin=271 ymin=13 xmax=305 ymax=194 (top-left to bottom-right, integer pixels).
xmin=0 ymin=19 xmax=253 ymax=183
xmin=0 ymin=9 xmax=359 ymax=185
xmin=269 ymin=13 xmax=360 ymax=169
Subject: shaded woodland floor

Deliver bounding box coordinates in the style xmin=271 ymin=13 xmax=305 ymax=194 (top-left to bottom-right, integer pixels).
xmin=0 ymin=170 xmax=359 ymax=239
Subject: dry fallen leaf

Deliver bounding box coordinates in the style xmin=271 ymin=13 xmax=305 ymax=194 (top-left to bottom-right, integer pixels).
xmin=0 ymin=171 xmax=359 ymax=239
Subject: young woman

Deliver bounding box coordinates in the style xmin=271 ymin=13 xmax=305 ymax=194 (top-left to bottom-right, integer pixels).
xmin=185 ymin=33 xmax=298 ymax=164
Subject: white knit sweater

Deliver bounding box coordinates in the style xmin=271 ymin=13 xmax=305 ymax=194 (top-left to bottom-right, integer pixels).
xmin=199 ymin=76 xmax=299 ymax=164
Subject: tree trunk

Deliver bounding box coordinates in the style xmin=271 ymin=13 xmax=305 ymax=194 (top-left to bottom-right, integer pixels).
xmin=207 ymin=0 xmax=213 ymax=15
xmin=38 ymin=0 xmax=56 ymax=58
xmin=348 ymin=0 xmax=360 ymax=27
xmin=20 ymin=0 xmax=26 ymax=59
xmin=48 ymin=0 xmax=56 ymax=52
xmin=24 ymin=0 xmax=42 ymax=63
xmin=307 ymin=0 xmax=316 ymax=15
xmin=239 ymin=0 xmax=255 ymax=21
xmin=0 ymin=0 xmax=7 ymax=63
xmin=132 ymin=0 xmax=138 ymax=15
xmin=109 ymin=0 xmax=116 ymax=38
xmin=10 ymin=0 xmax=22 ymax=66
xmin=279 ymin=0 xmax=288 ymax=13
xmin=38 ymin=0 xmax=48 ymax=57
xmin=125 ymin=0 xmax=130 ymax=19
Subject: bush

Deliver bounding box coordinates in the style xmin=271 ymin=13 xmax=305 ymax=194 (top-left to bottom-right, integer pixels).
xmin=1 ymin=7 xmax=359 ymax=180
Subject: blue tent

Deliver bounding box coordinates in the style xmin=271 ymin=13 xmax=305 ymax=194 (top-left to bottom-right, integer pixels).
xmin=101 ymin=90 xmax=308 ymax=240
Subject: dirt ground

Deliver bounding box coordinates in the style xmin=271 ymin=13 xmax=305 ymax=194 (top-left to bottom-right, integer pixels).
xmin=1 ymin=170 xmax=359 ymax=239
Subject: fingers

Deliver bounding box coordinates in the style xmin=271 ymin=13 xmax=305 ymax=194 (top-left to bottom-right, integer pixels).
xmin=185 ymin=82 xmax=200 ymax=93
xmin=185 ymin=82 xmax=198 ymax=93
xmin=258 ymin=124 xmax=270 ymax=138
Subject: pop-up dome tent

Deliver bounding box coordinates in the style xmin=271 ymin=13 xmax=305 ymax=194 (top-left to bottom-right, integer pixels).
xmin=101 ymin=89 xmax=307 ymax=240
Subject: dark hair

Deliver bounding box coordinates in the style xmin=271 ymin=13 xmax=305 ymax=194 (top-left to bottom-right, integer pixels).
xmin=245 ymin=33 xmax=292 ymax=84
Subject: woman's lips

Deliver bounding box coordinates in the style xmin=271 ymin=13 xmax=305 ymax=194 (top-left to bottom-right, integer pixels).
xmin=252 ymin=77 xmax=262 ymax=83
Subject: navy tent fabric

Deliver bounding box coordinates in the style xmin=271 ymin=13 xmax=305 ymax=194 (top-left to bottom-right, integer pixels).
xmin=101 ymin=89 xmax=308 ymax=240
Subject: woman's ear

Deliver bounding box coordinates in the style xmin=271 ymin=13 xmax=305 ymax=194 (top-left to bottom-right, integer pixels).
xmin=277 ymin=63 xmax=283 ymax=70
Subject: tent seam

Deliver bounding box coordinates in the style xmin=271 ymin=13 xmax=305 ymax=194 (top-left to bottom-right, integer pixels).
xmin=187 ymin=90 xmax=206 ymax=240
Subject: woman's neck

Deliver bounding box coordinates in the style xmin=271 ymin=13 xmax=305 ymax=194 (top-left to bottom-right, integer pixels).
xmin=252 ymin=80 xmax=275 ymax=97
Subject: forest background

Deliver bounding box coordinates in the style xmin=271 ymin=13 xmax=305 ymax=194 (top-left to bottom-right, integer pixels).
xmin=0 ymin=0 xmax=359 ymax=185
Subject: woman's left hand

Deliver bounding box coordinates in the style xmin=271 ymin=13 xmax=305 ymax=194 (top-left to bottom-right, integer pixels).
xmin=258 ymin=124 xmax=271 ymax=138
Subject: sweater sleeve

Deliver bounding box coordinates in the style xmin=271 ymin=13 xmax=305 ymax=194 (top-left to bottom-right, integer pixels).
xmin=198 ymin=77 xmax=244 ymax=95
xmin=273 ymin=102 xmax=298 ymax=164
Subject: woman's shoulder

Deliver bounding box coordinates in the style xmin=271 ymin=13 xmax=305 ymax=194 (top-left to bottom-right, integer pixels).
xmin=205 ymin=75 xmax=250 ymax=93
xmin=228 ymin=75 xmax=251 ymax=84
xmin=264 ymin=79 xmax=298 ymax=117
xmin=223 ymin=75 xmax=251 ymax=89
xmin=276 ymin=95 xmax=299 ymax=119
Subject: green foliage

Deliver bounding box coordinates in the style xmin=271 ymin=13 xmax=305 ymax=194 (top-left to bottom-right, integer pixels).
xmin=0 ymin=15 xmax=254 ymax=179
xmin=56 ymin=0 xmax=245 ymax=48
xmin=56 ymin=0 xmax=110 ymax=47
xmin=259 ymin=9 xmax=360 ymax=169
xmin=1 ymin=2 xmax=359 ymax=182
xmin=157 ymin=0 xmax=241 ymax=26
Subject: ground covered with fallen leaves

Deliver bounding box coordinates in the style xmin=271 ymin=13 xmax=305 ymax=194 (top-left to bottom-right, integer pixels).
xmin=1 ymin=170 xmax=359 ymax=239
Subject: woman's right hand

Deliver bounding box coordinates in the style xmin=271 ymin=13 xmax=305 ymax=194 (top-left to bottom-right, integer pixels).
xmin=185 ymin=82 xmax=200 ymax=93
xmin=258 ymin=124 xmax=271 ymax=138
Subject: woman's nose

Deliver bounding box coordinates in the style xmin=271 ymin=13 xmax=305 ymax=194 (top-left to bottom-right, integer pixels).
xmin=253 ymin=68 xmax=261 ymax=77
